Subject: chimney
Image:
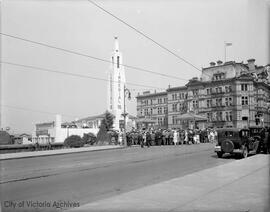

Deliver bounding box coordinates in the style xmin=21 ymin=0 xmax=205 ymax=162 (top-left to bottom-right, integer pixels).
xmin=210 ymin=62 xmax=216 ymax=67
xmin=217 ymin=60 xmax=223 ymax=66
xmin=247 ymin=59 xmax=255 ymax=71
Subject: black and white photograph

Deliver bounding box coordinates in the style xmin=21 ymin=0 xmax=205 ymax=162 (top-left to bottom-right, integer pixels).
xmin=0 ymin=0 xmax=269 ymax=211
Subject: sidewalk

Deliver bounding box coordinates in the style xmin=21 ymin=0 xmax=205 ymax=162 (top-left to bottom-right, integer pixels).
xmin=69 ymin=154 xmax=269 ymax=212
xmin=0 ymin=145 xmax=123 ymax=160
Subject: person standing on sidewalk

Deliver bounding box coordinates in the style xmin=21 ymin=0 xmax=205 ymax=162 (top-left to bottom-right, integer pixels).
xmin=173 ymin=130 xmax=178 ymax=145
xmin=146 ymin=131 xmax=151 ymax=148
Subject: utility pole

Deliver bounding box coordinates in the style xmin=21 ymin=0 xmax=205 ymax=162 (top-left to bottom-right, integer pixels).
xmin=122 ymin=84 xmax=131 ymax=147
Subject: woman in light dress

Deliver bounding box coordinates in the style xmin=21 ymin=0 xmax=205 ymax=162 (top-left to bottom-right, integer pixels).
xmin=173 ymin=130 xmax=178 ymax=145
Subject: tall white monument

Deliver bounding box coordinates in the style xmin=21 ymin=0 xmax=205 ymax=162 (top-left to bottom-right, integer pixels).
xmin=107 ymin=37 xmax=126 ymax=131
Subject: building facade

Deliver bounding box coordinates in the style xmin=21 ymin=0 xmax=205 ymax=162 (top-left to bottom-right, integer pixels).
xmin=136 ymin=59 xmax=270 ymax=129
xmin=136 ymin=91 xmax=168 ymax=129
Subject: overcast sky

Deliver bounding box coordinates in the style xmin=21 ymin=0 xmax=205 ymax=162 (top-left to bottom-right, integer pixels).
xmin=1 ymin=0 xmax=270 ymax=134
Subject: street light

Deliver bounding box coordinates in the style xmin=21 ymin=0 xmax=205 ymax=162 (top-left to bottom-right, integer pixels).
xmin=122 ymin=84 xmax=131 ymax=147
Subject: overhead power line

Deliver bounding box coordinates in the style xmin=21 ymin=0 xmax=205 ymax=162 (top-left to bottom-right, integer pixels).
xmin=87 ymin=0 xmax=201 ymax=72
xmin=1 ymin=104 xmax=78 ymax=118
xmin=1 ymin=61 xmax=166 ymax=90
xmin=0 ymin=32 xmax=189 ymax=81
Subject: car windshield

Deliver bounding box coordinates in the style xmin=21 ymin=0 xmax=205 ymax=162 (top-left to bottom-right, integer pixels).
xmin=224 ymin=131 xmax=234 ymax=137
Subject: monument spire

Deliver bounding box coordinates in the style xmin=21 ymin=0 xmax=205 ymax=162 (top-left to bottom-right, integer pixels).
xmin=107 ymin=37 xmax=126 ymax=131
xmin=114 ymin=36 xmax=119 ymax=52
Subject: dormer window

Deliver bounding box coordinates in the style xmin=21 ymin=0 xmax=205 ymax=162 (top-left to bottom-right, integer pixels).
xmin=213 ymin=72 xmax=225 ymax=81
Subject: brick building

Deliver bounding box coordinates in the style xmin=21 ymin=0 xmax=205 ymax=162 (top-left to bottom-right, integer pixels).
xmin=136 ymin=59 xmax=270 ymax=129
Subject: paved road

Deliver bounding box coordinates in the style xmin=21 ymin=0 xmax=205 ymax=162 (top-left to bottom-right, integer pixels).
xmin=0 ymin=144 xmax=235 ymax=211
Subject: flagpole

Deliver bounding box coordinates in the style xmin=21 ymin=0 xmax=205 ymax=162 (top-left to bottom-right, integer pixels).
xmin=224 ymin=42 xmax=232 ymax=62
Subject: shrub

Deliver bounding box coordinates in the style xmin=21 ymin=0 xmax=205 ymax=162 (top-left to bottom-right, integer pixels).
xmin=64 ymin=135 xmax=83 ymax=148
xmin=82 ymin=132 xmax=97 ymax=145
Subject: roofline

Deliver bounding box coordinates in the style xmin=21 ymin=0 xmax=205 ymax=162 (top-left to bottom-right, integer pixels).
xmin=75 ymin=113 xmax=106 ymax=122
xmin=136 ymin=91 xmax=167 ymax=98
xmin=202 ymin=61 xmax=247 ymax=71
xmin=166 ymin=86 xmax=187 ymax=92
xmin=36 ymin=121 xmax=54 ymax=126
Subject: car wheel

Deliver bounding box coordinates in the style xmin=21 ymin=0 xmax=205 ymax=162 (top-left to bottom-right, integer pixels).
xmin=242 ymin=146 xmax=248 ymax=158
xmin=217 ymin=152 xmax=223 ymax=158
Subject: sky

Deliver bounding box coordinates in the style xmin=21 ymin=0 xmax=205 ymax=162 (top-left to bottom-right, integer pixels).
xmin=1 ymin=0 xmax=270 ymax=134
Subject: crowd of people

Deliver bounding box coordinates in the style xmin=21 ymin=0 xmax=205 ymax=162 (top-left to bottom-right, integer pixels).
xmin=114 ymin=128 xmax=218 ymax=148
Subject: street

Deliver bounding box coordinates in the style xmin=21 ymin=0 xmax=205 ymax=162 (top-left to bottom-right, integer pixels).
xmin=0 ymin=144 xmax=234 ymax=211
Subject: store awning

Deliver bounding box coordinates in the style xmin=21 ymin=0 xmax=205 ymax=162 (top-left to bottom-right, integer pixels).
xmin=136 ymin=118 xmax=157 ymax=123
xmin=177 ymin=112 xmax=207 ymax=121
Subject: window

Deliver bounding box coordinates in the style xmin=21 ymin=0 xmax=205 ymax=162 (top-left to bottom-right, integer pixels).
xmin=216 ymin=98 xmax=222 ymax=106
xmin=213 ymin=73 xmax=225 ymax=81
xmin=164 ymin=107 xmax=167 ymax=114
xmin=172 ymin=103 xmax=177 ymax=112
xmin=150 ymin=108 xmax=153 ymax=115
xmin=225 ymin=98 xmax=228 ymax=106
xmin=192 ymin=100 xmax=198 ymax=109
xmin=225 ymin=97 xmax=232 ymax=106
xmin=225 ymin=112 xmax=229 ymax=121
xmin=229 ymin=97 xmax=233 ymax=106
xmin=225 ymin=86 xmax=232 ymax=93
xmin=158 ymin=117 xmax=163 ymax=126
xmin=241 ymin=84 xmax=248 ymax=91
xmin=117 ymin=56 xmax=120 ymax=68
xmin=207 ymin=88 xmax=211 ymax=95
xmin=207 ymin=112 xmax=212 ymax=121
xmin=193 ymin=89 xmax=199 ymax=96
xmin=241 ymin=96 xmax=248 ymax=105
xmin=217 ymin=111 xmax=223 ymax=121
xmin=172 ymin=93 xmax=178 ymax=100
xmin=225 ymin=111 xmax=232 ymax=121
xmin=219 ymin=87 xmax=222 ymax=93
xmin=207 ymin=99 xmax=212 ymax=108
xmin=172 ymin=116 xmax=177 ymax=125
xmin=158 ymin=107 xmax=162 ymax=114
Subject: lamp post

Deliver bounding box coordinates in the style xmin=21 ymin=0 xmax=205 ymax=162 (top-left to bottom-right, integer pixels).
xmin=122 ymin=84 xmax=131 ymax=147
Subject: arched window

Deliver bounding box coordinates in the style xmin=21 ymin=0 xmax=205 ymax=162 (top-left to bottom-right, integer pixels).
xmin=117 ymin=56 xmax=120 ymax=68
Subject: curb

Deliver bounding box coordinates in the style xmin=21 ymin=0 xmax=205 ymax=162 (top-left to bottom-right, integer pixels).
xmin=0 ymin=146 xmax=125 ymax=161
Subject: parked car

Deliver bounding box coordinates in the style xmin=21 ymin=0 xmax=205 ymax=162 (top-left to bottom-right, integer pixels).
xmin=214 ymin=128 xmax=259 ymax=158
xmin=249 ymin=126 xmax=269 ymax=154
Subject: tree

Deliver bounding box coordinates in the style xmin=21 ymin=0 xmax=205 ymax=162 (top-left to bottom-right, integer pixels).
xmin=96 ymin=111 xmax=114 ymax=145
xmin=102 ymin=111 xmax=114 ymax=131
